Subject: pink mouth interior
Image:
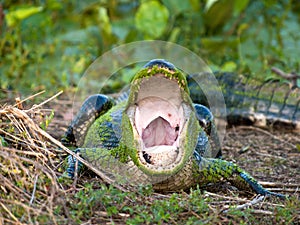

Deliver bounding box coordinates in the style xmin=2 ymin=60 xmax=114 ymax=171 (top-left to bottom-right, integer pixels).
xmin=142 ymin=116 xmax=179 ymax=148
xmin=135 ymin=96 xmax=182 ymax=150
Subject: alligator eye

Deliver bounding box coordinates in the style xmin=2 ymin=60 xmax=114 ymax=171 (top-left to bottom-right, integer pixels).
xmin=175 ymin=125 xmax=179 ymax=131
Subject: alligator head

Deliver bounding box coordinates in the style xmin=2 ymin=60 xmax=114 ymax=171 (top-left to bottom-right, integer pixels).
xmin=122 ymin=59 xmax=201 ymax=177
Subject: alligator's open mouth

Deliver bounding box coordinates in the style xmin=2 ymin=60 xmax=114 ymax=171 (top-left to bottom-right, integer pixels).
xmin=127 ymin=73 xmax=192 ymax=171
xmin=135 ymin=95 xmax=183 ymax=166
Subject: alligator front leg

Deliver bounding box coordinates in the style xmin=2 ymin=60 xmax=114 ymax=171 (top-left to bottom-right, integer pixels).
xmin=195 ymin=158 xmax=287 ymax=199
xmin=65 ymin=143 xmax=126 ymax=179
xmin=65 ymin=149 xmax=83 ymax=178
xmin=194 ymin=104 xmax=222 ymax=158
xmin=61 ymin=94 xmax=115 ymax=147
xmin=65 ymin=147 xmax=152 ymax=186
xmin=65 ymin=147 xmax=117 ymax=179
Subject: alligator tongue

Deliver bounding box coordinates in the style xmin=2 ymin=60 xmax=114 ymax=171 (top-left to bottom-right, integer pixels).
xmin=142 ymin=116 xmax=178 ymax=148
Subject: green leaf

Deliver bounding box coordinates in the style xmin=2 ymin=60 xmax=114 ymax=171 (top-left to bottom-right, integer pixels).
xmin=168 ymin=27 xmax=180 ymax=43
xmin=46 ymin=0 xmax=63 ymax=10
xmin=237 ymin=23 xmax=249 ymax=36
xmin=234 ymin=0 xmax=249 ymax=15
xmin=40 ymin=110 xmax=54 ymax=130
xmin=204 ymin=0 xmax=234 ymax=32
xmin=0 ymin=136 xmax=8 ymax=147
xmin=98 ymin=7 xmax=112 ymax=35
xmin=161 ymin=0 xmax=193 ymax=15
xmin=135 ymin=0 xmax=169 ymax=39
xmin=205 ymin=0 xmax=219 ymax=12
xmin=221 ymin=61 xmax=237 ymax=72
xmin=6 ymin=6 xmax=43 ymax=27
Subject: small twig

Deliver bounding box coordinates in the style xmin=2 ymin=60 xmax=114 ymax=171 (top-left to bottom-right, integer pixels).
xmin=3 ymin=199 xmax=49 ymax=219
xmin=0 ymin=128 xmax=54 ymax=158
xmin=12 ymin=90 xmax=46 ymax=108
xmin=0 ymin=169 xmax=32 ymax=200
xmin=251 ymin=209 xmax=274 ymax=215
xmin=189 ymin=209 xmax=202 ymax=219
xmin=223 ymin=195 xmax=265 ymax=213
xmin=1 ymin=217 xmax=20 ymax=225
xmin=271 ymin=67 xmax=300 ymax=80
xmin=259 ymin=181 xmax=300 ymax=188
xmin=1 ymin=146 xmax=47 ymax=159
xmin=25 ymin=91 xmax=63 ymax=112
xmin=263 ymin=188 xmax=299 ymax=193
xmin=255 ymin=152 xmax=286 ymax=160
xmin=236 ymin=126 xmax=296 ymax=149
xmin=271 ymin=67 xmax=300 ymax=88
xmin=204 ymin=191 xmax=248 ymax=202
xmin=0 ymin=202 xmax=20 ymax=223
xmin=29 ymin=174 xmax=39 ymax=205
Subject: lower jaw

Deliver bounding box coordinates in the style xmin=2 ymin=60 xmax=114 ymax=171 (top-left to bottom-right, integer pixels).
xmin=140 ymin=145 xmax=179 ymax=166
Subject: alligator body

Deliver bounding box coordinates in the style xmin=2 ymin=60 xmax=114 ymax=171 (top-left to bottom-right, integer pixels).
xmin=62 ymin=59 xmax=299 ymax=198
xmin=188 ymin=71 xmax=300 ymax=131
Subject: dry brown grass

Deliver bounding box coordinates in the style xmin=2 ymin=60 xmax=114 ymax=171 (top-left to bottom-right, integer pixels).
xmin=0 ymin=92 xmax=67 ymax=224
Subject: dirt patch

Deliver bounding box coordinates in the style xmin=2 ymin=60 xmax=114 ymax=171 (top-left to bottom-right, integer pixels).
xmin=223 ymin=126 xmax=300 ymax=193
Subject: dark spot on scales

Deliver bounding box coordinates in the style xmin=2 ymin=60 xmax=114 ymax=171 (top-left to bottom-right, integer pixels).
xmin=174 ymin=125 xmax=179 ymax=141
xmin=142 ymin=151 xmax=152 ymax=164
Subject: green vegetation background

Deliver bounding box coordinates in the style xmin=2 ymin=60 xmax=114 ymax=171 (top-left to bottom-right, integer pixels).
xmin=1 ymin=0 xmax=300 ymax=96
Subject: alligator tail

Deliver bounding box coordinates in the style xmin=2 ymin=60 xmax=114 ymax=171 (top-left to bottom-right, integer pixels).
xmin=188 ymin=72 xmax=300 ymax=131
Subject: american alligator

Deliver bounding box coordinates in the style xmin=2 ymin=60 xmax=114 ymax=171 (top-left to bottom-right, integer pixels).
xmin=62 ymin=59 xmax=299 ymax=198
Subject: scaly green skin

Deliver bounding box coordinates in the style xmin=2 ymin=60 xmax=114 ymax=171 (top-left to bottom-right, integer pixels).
xmin=64 ymin=59 xmax=287 ymax=198
xmin=188 ymin=71 xmax=300 ymax=130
